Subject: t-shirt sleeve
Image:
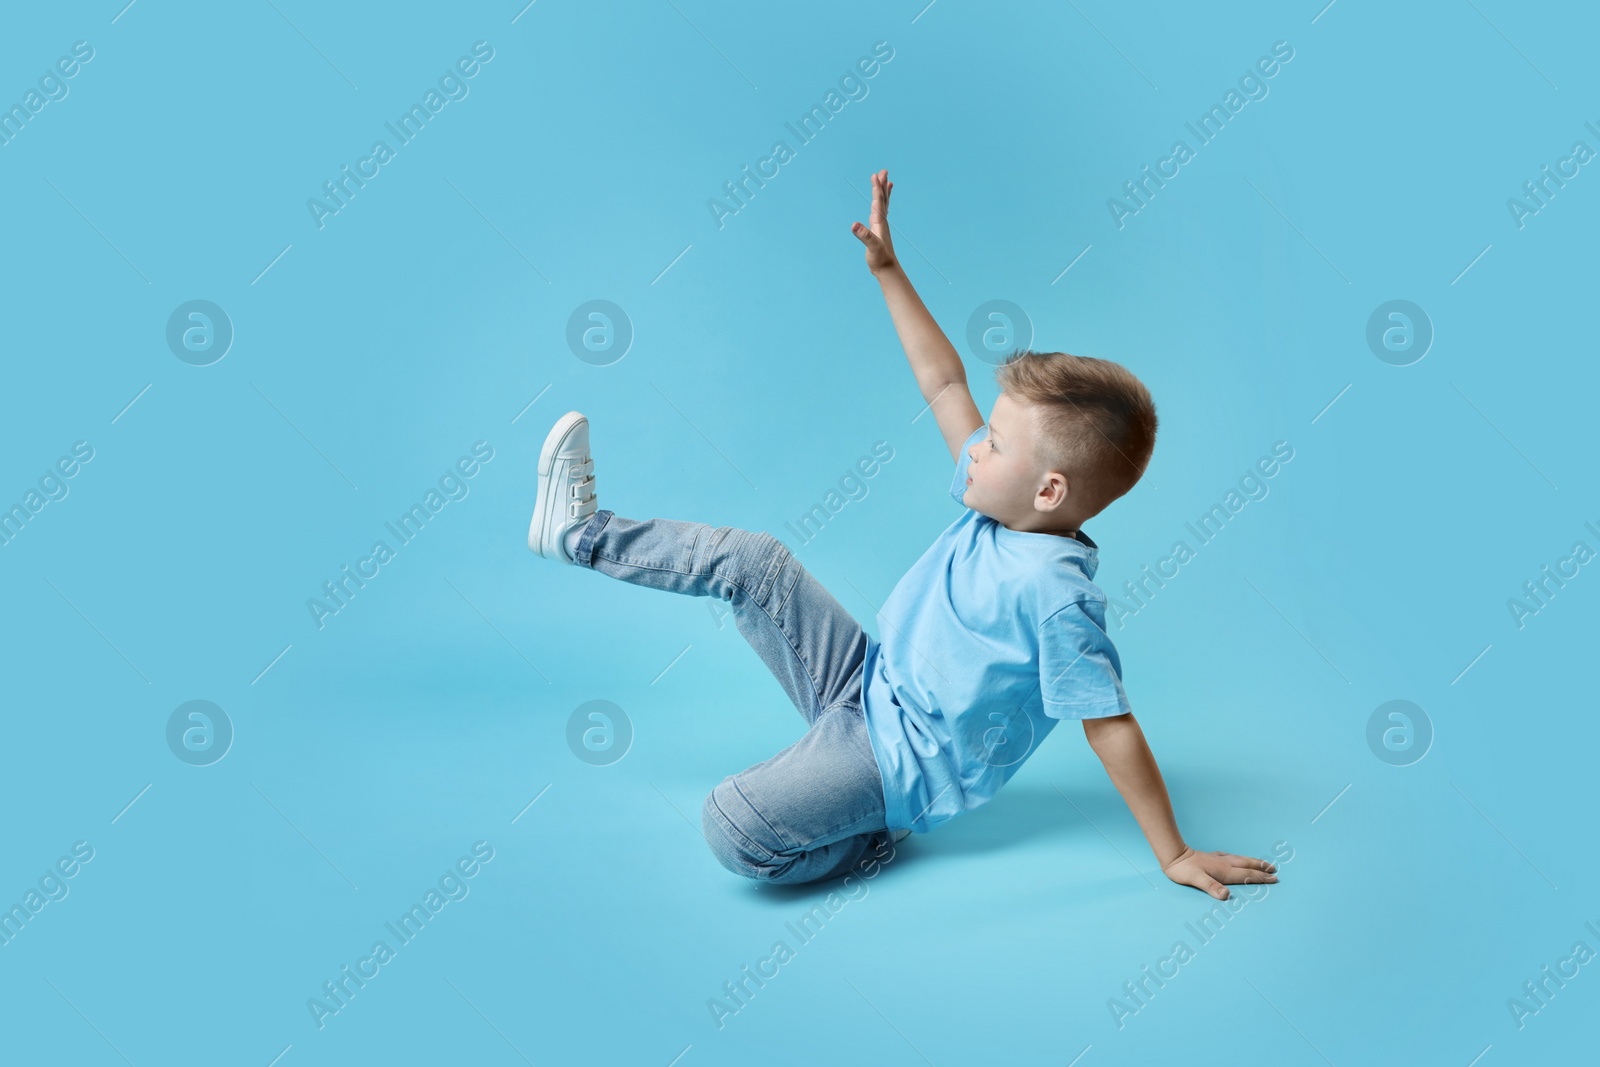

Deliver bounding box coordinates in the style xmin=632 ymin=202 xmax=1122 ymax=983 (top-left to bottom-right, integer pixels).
xmin=1038 ymin=599 xmax=1133 ymax=719
xmin=948 ymin=423 xmax=990 ymax=505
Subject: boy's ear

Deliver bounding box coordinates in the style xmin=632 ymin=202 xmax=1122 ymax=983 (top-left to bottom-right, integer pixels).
xmin=1036 ymin=470 xmax=1070 ymax=511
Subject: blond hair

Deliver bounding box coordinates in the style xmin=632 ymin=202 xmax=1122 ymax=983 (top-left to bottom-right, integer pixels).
xmin=994 ymin=350 xmax=1158 ymax=515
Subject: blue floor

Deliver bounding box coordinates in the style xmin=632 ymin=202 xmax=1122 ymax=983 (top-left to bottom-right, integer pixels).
xmin=3 ymin=2 xmax=1597 ymax=1064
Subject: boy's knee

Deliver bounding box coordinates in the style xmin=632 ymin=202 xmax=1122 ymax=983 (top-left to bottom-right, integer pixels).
xmin=700 ymin=785 xmax=759 ymax=879
xmin=710 ymin=528 xmax=792 ymax=605
xmin=701 ymin=780 xmax=789 ymax=881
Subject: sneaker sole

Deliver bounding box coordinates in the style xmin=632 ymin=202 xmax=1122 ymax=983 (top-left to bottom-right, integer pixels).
xmin=529 ymin=410 xmax=587 ymax=559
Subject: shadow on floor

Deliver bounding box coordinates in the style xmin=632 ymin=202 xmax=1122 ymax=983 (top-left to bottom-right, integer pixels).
xmin=734 ymin=765 xmax=1288 ymax=905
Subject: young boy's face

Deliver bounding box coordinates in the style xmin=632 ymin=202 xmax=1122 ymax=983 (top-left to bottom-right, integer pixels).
xmin=961 ymin=392 xmax=1067 ymax=528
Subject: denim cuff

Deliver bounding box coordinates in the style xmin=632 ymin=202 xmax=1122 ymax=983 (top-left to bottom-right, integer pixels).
xmin=572 ymin=508 xmax=612 ymax=567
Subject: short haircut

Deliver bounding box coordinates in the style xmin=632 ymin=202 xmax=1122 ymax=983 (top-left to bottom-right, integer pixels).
xmin=993 ymin=349 xmax=1158 ymax=515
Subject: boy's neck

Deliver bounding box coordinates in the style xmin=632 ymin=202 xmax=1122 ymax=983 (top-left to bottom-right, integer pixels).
xmin=998 ymin=517 xmax=1084 ymax=542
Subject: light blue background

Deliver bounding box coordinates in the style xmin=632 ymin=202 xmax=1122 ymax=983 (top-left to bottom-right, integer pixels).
xmin=2 ymin=1 xmax=1596 ymax=1064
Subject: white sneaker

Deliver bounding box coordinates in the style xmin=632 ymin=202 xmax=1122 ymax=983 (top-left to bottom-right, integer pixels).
xmin=891 ymin=828 xmax=912 ymax=843
xmin=528 ymin=411 xmax=597 ymax=563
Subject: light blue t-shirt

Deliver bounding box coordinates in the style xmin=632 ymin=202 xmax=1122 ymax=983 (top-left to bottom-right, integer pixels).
xmin=861 ymin=423 xmax=1134 ymax=834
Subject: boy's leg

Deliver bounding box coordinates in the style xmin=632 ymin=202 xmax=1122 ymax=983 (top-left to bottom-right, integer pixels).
xmin=700 ymin=699 xmax=898 ymax=886
xmin=572 ymin=509 xmax=867 ymax=727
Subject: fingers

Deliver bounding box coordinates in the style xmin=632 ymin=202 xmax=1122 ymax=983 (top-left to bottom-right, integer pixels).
xmin=1195 ymin=851 xmax=1280 ymax=886
xmin=1169 ymin=848 xmax=1282 ymax=898
xmin=871 ymin=170 xmax=891 ymax=220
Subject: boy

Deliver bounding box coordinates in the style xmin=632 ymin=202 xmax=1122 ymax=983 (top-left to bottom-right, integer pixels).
xmin=527 ymin=169 xmax=1277 ymax=900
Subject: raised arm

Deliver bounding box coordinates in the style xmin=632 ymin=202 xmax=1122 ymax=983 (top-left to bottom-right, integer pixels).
xmin=852 ymin=170 xmax=983 ymax=463
xmin=1081 ymin=712 xmax=1278 ymax=900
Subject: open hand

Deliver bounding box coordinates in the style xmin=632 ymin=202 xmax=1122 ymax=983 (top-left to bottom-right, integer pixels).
xmin=1161 ymin=847 xmax=1278 ymax=900
xmin=851 ymin=169 xmax=899 ymax=274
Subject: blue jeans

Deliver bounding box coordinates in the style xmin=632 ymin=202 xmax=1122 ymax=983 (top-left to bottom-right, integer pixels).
xmin=573 ymin=509 xmax=895 ymax=885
